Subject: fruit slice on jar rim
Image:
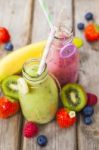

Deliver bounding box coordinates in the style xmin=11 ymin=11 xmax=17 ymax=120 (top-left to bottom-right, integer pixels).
xmin=17 ymin=78 xmax=29 ymax=95
xmin=60 ymin=44 xmax=77 ymax=58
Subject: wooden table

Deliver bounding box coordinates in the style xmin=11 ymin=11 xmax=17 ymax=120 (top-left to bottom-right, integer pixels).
xmin=0 ymin=0 xmax=99 ymax=150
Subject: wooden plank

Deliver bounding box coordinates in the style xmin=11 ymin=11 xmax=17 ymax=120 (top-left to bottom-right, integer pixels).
xmin=22 ymin=0 xmax=77 ymax=150
xmin=74 ymin=0 xmax=99 ymax=149
xmin=0 ymin=0 xmax=33 ymax=149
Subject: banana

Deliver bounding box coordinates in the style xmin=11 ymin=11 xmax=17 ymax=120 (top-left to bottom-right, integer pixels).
xmin=0 ymin=41 xmax=46 ymax=82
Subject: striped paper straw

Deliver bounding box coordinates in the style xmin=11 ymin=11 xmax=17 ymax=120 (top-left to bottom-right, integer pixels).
xmin=38 ymin=0 xmax=53 ymax=28
xmin=37 ymin=0 xmax=56 ymax=75
xmin=37 ymin=26 xmax=56 ymax=75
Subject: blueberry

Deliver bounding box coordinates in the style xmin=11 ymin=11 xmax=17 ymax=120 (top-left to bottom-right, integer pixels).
xmin=85 ymin=12 xmax=93 ymax=21
xmin=82 ymin=106 xmax=94 ymax=117
xmin=84 ymin=116 xmax=93 ymax=125
xmin=4 ymin=42 xmax=14 ymax=51
xmin=77 ymin=23 xmax=85 ymax=30
xmin=37 ymin=135 xmax=48 ymax=147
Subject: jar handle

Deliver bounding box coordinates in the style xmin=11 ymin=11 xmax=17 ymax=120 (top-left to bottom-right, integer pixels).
xmin=49 ymin=73 xmax=61 ymax=95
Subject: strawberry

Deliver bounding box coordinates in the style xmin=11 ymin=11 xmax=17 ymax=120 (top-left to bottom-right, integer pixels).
xmin=0 ymin=97 xmax=20 ymax=118
xmin=0 ymin=27 xmax=10 ymax=43
xmin=56 ymin=108 xmax=77 ymax=128
xmin=84 ymin=23 xmax=99 ymax=42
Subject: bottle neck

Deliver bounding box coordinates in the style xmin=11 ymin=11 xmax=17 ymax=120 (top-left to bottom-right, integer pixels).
xmin=22 ymin=59 xmax=48 ymax=86
xmin=55 ymin=27 xmax=73 ymax=42
xmin=52 ymin=26 xmax=73 ymax=51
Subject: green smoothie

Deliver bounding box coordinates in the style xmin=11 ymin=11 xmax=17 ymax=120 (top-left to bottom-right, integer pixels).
xmin=18 ymin=59 xmax=58 ymax=124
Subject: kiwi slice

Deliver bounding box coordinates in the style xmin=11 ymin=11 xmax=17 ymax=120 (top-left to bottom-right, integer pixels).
xmin=1 ymin=75 xmax=20 ymax=100
xmin=5 ymin=96 xmax=18 ymax=102
xmin=61 ymin=83 xmax=87 ymax=112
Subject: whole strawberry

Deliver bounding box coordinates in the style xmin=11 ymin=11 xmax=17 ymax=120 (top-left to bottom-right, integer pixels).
xmin=23 ymin=122 xmax=39 ymax=138
xmin=84 ymin=23 xmax=99 ymax=42
xmin=0 ymin=27 xmax=10 ymax=43
xmin=0 ymin=97 xmax=20 ymax=118
xmin=56 ymin=108 xmax=77 ymax=128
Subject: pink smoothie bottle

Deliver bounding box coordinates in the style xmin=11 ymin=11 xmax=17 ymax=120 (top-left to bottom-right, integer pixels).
xmin=46 ymin=25 xmax=79 ymax=86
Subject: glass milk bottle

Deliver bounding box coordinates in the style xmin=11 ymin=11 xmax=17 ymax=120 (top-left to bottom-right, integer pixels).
xmin=18 ymin=59 xmax=58 ymax=124
xmin=46 ymin=25 xmax=79 ymax=86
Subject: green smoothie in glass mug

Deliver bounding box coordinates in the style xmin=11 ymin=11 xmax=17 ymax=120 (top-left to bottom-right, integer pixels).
xmin=17 ymin=59 xmax=58 ymax=124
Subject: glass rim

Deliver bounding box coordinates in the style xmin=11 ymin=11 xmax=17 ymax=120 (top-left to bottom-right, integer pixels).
xmin=22 ymin=58 xmax=48 ymax=82
xmin=54 ymin=25 xmax=73 ymax=42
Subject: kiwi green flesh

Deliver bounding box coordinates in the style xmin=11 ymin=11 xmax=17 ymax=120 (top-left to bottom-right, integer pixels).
xmin=1 ymin=76 xmax=20 ymax=100
xmin=61 ymin=83 xmax=87 ymax=112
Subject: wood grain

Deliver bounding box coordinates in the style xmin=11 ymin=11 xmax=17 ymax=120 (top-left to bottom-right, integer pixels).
xmin=22 ymin=0 xmax=77 ymax=150
xmin=74 ymin=0 xmax=99 ymax=149
xmin=1 ymin=0 xmax=99 ymax=149
xmin=0 ymin=0 xmax=33 ymax=150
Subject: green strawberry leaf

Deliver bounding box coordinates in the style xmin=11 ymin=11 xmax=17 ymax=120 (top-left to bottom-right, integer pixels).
xmin=95 ymin=24 xmax=99 ymax=32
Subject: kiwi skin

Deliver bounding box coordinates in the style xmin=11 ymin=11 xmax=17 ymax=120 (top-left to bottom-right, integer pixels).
xmin=1 ymin=75 xmax=20 ymax=100
xmin=61 ymin=83 xmax=87 ymax=112
xmin=6 ymin=96 xmax=18 ymax=102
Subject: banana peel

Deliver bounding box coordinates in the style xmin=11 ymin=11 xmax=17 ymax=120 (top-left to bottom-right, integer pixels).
xmin=0 ymin=41 xmax=46 ymax=82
